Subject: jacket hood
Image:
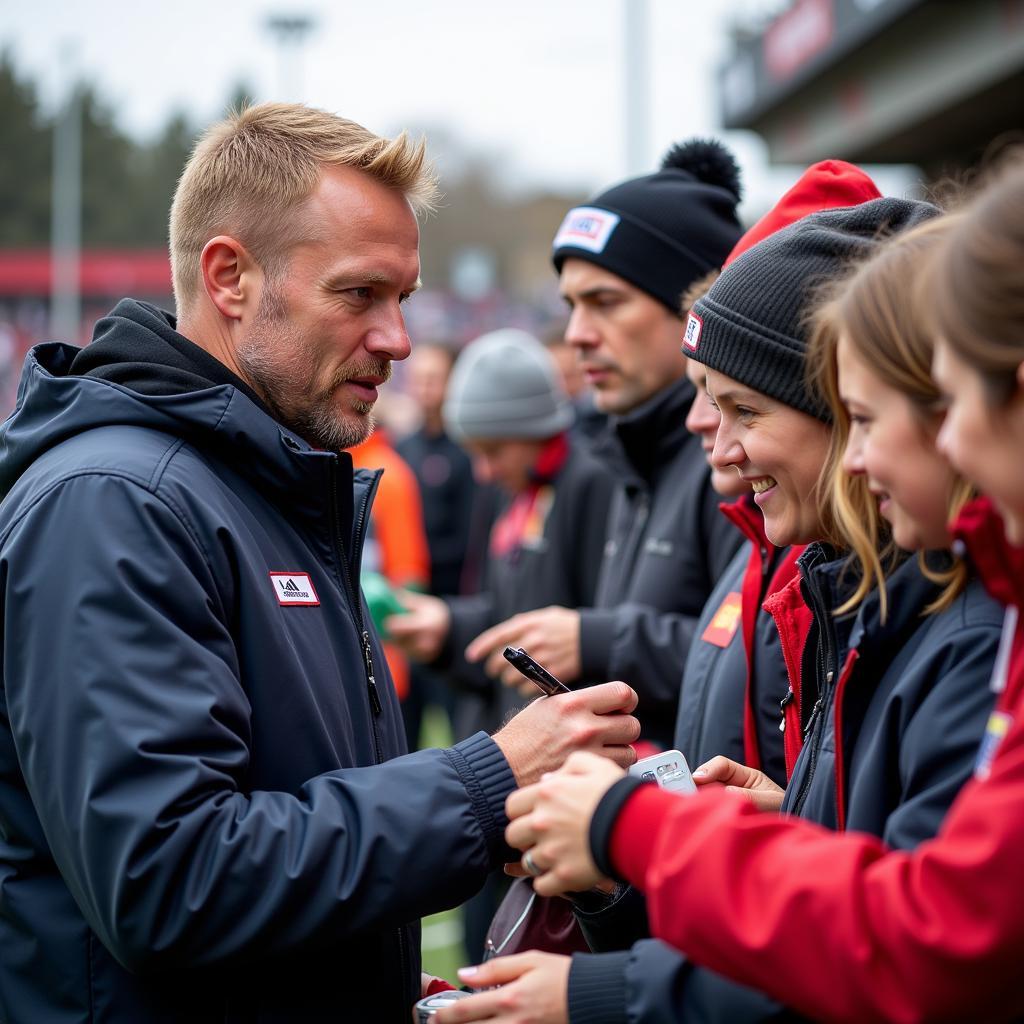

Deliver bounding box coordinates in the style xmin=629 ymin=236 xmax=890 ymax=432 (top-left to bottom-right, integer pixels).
xmin=953 ymin=496 xmax=1024 ymax=610
xmin=0 ymin=308 xmax=357 ymax=520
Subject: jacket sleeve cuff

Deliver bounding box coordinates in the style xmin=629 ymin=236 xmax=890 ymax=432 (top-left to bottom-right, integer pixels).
xmin=447 ymin=732 xmax=518 ymax=861
xmin=567 ymin=951 xmax=631 ymax=1024
xmin=608 ymin=784 xmax=677 ymax=889
xmin=578 ymin=608 xmax=617 ymax=680
xmin=589 ymin=776 xmax=646 ymax=879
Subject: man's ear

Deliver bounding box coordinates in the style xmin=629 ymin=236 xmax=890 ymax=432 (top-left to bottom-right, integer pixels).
xmin=199 ymin=236 xmax=259 ymax=321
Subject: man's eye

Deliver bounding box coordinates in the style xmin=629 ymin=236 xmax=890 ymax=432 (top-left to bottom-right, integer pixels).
xmin=736 ymin=407 xmax=756 ymax=420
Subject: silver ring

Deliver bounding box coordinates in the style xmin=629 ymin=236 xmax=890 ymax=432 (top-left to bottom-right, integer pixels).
xmin=522 ymin=850 xmax=542 ymax=877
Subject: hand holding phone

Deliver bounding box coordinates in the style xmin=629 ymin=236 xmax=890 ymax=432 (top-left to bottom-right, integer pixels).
xmin=502 ymin=646 xmax=572 ymax=696
xmin=628 ymin=749 xmax=697 ymax=794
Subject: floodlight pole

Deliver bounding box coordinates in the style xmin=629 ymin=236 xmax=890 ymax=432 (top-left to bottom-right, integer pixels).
xmin=265 ymin=14 xmax=316 ymax=100
xmin=624 ymin=0 xmax=651 ymax=176
xmin=51 ymin=55 xmax=82 ymax=343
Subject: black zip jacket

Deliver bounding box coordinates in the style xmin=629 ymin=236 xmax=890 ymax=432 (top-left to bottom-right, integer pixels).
xmin=0 ymin=300 xmax=517 ymax=1023
xmin=579 ymin=378 xmax=743 ymax=748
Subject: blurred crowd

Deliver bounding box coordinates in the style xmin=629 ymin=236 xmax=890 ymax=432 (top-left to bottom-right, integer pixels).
xmin=5 ymin=101 xmax=1024 ymax=1024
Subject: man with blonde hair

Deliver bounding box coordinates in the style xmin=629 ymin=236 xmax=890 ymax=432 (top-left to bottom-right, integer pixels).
xmin=0 ymin=103 xmax=640 ymax=1023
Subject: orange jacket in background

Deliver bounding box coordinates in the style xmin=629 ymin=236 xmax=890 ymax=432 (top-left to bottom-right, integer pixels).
xmin=350 ymin=428 xmax=430 ymax=701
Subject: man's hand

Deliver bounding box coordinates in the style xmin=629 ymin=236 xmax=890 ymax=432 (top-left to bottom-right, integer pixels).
xmin=692 ymin=755 xmax=786 ymax=812
xmin=504 ymin=751 xmax=624 ymax=897
xmin=466 ymin=607 xmax=582 ymax=690
xmin=434 ymin=953 xmax=571 ymax=1023
xmin=492 ymin=683 xmax=638 ymax=788
xmin=385 ymin=590 xmax=450 ymax=663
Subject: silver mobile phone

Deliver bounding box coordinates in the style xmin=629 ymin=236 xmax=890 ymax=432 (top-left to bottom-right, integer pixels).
xmin=502 ymin=646 xmax=572 ymax=696
xmin=628 ymin=749 xmax=697 ymax=794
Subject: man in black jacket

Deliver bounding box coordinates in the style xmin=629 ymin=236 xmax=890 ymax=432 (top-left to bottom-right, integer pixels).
xmin=0 ymin=102 xmax=641 ymax=1024
xmin=468 ymin=141 xmax=746 ymax=749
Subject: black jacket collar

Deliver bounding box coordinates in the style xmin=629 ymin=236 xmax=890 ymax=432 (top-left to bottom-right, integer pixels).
xmin=597 ymin=376 xmax=695 ymax=485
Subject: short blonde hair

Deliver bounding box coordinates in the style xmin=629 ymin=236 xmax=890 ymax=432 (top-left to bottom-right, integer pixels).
xmin=169 ymin=102 xmax=438 ymax=310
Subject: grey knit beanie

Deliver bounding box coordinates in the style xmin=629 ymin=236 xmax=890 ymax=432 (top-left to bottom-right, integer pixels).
xmin=443 ymin=329 xmax=573 ymax=442
xmin=684 ymin=197 xmax=941 ymax=420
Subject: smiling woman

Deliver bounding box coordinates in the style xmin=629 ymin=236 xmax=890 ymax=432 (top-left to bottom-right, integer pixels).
xmin=704 ymin=370 xmax=830 ymax=546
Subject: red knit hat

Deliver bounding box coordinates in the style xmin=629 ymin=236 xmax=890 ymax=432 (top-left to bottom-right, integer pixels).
xmin=723 ymin=159 xmax=881 ymax=267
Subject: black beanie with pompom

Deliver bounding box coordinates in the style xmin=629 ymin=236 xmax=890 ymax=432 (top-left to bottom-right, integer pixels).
xmin=552 ymin=139 xmax=744 ymax=313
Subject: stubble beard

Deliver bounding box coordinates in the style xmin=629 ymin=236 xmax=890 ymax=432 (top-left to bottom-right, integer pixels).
xmin=237 ymin=293 xmax=390 ymax=452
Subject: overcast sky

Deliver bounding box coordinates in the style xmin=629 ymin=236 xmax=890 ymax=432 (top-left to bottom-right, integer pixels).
xmin=4 ymin=0 xmax=917 ymax=217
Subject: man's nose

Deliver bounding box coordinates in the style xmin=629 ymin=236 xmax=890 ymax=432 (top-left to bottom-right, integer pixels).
xmin=565 ymin=306 xmax=599 ymax=349
xmin=367 ymin=305 xmax=413 ymax=362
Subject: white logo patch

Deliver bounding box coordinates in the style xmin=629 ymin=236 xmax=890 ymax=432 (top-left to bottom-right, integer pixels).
xmin=269 ymin=572 xmax=320 ymax=606
xmin=683 ymin=312 xmax=703 ymax=352
xmin=553 ymin=206 xmax=621 ymax=255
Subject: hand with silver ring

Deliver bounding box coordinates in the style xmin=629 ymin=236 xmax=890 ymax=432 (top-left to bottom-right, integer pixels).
xmin=521 ymin=849 xmax=542 ymax=877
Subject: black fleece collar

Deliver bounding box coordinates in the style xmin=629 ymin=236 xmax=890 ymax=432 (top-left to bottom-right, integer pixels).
xmin=597 ymin=375 xmax=695 ymax=484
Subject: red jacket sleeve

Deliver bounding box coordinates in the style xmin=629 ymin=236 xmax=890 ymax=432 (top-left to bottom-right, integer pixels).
xmin=610 ymin=710 xmax=1024 ymax=1024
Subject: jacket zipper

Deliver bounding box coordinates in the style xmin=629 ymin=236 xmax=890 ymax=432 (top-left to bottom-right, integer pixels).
xmin=779 ymin=687 xmax=794 ymax=732
xmin=789 ymin=560 xmax=838 ymax=816
xmin=329 ymin=459 xmax=384 ymax=758
xmin=331 ymin=459 xmax=412 ymax=1009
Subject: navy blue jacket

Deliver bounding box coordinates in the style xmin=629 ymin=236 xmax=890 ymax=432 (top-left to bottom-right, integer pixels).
xmin=569 ymin=546 xmax=1002 ymax=1024
xmin=0 ymin=305 xmax=516 ymax=1023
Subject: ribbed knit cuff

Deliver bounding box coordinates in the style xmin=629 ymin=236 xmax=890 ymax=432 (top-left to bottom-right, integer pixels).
xmin=578 ymin=608 xmax=617 ymax=680
xmin=448 ymin=732 xmax=517 ymax=861
xmin=567 ymin=951 xmax=632 ymax=1024
xmin=589 ymin=776 xmax=646 ymax=880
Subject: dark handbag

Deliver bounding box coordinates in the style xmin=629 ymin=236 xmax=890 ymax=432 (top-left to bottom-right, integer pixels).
xmin=483 ymin=877 xmax=592 ymax=959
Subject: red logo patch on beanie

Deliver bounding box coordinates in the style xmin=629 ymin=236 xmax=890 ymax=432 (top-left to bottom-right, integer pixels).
xmin=683 ymin=311 xmax=703 ymax=352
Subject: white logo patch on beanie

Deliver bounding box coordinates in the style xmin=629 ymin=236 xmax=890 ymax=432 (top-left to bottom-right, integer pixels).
xmin=683 ymin=311 xmax=703 ymax=352
xmin=553 ymin=206 xmax=620 ymax=255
